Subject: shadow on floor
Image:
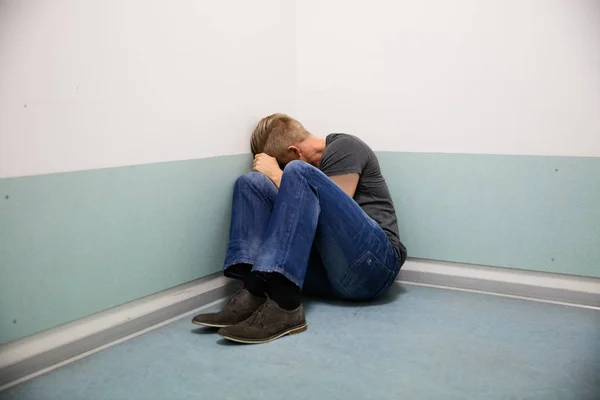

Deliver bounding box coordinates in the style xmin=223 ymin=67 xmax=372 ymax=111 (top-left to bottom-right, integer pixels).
xmin=303 ymin=281 xmax=406 ymax=313
xmin=189 ymin=282 xmax=406 ymax=339
xmin=190 ymin=327 xmax=219 ymax=335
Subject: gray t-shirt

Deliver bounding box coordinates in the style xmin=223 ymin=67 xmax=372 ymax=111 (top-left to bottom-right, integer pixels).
xmin=318 ymin=133 xmax=406 ymax=258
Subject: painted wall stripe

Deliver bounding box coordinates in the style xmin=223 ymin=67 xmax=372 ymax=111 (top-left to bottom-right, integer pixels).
xmin=2 ymin=152 xmax=598 ymax=343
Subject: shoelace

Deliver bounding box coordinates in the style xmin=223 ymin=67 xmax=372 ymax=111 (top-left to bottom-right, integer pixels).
xmin=246 ymin=301 xmax=270 ymax=328
xmin=225 ymin=289 xmax=243 ymax=309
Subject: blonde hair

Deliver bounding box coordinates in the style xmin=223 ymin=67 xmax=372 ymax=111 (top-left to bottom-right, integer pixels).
xmin=250 ymin=113 xmax=310 ymax=161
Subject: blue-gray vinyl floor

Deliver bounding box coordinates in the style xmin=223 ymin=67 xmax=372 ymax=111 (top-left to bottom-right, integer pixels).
xmin=2 ymin=284 xmax=599 ymax=400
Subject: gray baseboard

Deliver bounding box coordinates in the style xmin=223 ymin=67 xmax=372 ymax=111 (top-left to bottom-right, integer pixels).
xmin=0 ymin=274 xmax=237 ymax=389
xmin=398 ymin=259 xmax=600 ymax=308
xmin=2 ymin=259 xmax=599 ymax=390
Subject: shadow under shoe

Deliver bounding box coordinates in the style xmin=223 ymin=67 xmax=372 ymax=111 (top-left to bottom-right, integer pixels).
xmin=218 ymin=298 xmax=307 ymax=344
xmin=192 ymin=289 xmax=266 ymax=328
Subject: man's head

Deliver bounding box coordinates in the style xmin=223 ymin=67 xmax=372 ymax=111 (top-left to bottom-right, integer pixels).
xmin=250 ymin=113 xmax=324 ymax=166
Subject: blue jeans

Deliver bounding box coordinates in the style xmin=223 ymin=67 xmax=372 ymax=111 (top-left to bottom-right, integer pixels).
xmin=223 ymin=161 xmax=402 ymax=300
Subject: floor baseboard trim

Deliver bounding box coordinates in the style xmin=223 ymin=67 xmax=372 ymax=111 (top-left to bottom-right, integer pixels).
xmin=398 ymin=259 xmax=600 ymax=308
xmin=0 ymin=273 xmax=237 ymax=389
xmin=2 ymin=260 xmax=598 ymax=390
xmin=398 ymin=281 xmax=600 ymax=310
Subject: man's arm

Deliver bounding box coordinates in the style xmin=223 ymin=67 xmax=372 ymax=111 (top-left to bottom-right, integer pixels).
xmin=318 ymin=136 xmax=365 ymax=198
xmin=253 ymin=153 xmax=358 ymax=197
xmin=329 ymin=173 xmax=359 ymax=198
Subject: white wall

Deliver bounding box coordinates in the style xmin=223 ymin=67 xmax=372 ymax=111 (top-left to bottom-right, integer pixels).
xmin=0 ymin=0 xmax=295 ymax=178
xmin=295 ymin=0 xmax=600 ymax=157
xmin=3 ymin=0 xmax=599 ymax=180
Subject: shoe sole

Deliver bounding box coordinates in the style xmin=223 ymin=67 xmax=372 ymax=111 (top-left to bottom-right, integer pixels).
xmin=191 ymin=320 xmax=232 ymax=328
xmin=218 ymin=323 xmax=308 ymax=344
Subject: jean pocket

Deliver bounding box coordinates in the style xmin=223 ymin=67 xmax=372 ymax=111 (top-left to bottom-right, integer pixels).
xmin=341 ymin=251 xmax=395 ymax=300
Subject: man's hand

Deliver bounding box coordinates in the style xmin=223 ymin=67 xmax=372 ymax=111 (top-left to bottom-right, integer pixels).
xmin=253 ymin=153 xmax=283 ymax=188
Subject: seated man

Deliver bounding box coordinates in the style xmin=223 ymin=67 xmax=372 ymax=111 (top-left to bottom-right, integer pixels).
xmin=192 ymin=113 xmax=407 ymax=344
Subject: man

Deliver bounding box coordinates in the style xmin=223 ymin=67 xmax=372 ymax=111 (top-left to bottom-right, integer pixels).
xmin=192 ymin=113 xmax=407 ymax=344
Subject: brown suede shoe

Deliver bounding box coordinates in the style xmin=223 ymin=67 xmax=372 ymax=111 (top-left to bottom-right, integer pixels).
xmin=218 ymin=298 xmax=307 ymax=344
xmin=192 ymin=289 xmax=266 ymax=328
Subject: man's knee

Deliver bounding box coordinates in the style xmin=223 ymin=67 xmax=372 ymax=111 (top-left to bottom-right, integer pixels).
xmin=283 ymin=160 xmax=315 ymax=177
xmin=235 ymin=172 xmax=273 ymax=190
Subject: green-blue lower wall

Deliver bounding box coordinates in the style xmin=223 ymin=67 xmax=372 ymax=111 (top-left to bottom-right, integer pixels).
xmin=378 ymin=152 xmax=600 ymax=278
xmin=0 ymin=155 xmax=252 ymax=345
xmin=1 ymin=153 xmax=599 ymax=343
